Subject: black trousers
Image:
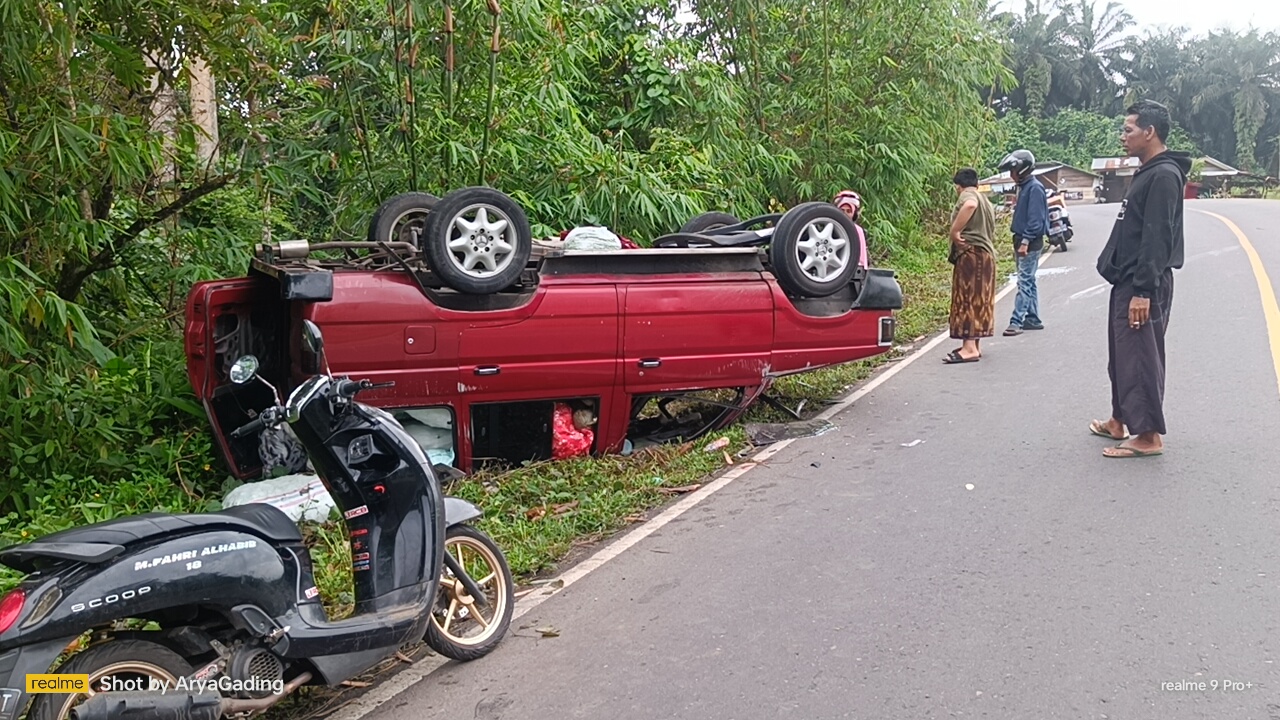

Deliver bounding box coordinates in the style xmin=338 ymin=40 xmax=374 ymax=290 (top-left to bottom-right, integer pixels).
xmin=1108 ymin=269 xmax=1174 ymax=436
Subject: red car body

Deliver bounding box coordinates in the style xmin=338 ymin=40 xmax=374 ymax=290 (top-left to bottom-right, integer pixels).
xmin=184 ymin=245 xmax=901 ymax=479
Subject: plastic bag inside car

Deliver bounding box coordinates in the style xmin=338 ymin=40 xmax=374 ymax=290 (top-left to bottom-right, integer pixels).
xmin=562 ymin=226 xmax=623 ymax=252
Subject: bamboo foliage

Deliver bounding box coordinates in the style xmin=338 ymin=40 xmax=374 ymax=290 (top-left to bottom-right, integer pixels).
xmin=0 ymin=0 xmax=1009 ymax=504
xmin=683 ymin=0 xmax=1012 ymax=242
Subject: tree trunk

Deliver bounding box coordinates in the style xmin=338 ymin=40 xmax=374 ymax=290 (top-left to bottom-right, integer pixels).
xmin=146 ymin=51 xmax=180 ymax=188
xmin=189 ymin=56 xmax=220 ymax=171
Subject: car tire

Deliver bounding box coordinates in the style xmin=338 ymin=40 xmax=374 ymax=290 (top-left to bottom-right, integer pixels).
xmin=423 ymin=187 xmax=533 ymax=295
xmin=679 ymin=212 xmax=740 ymax=234
xmin=768 ymin=202 xmax=860 ymax=298
xmin=368 ymin=192 xmax=440 ymax=247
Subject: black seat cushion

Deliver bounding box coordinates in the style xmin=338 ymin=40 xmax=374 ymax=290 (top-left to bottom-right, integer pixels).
xmin=31 ymin=504 xmax=303 ymax=547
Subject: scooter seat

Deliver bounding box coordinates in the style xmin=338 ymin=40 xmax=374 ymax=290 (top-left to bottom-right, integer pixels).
xmin=9 ymin=504 xmax=303 ymax=555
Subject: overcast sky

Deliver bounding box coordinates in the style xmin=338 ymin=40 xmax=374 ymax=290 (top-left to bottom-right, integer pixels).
xmin=994 ymin=0 xmax=1280 ymax=35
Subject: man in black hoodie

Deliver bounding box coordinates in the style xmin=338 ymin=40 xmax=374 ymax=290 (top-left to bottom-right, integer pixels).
xmin=1090 ymin=99 xmax=1191 ymax=458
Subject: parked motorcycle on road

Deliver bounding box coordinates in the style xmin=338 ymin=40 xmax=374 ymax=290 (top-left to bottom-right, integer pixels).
xmin=0 ymin=320 xmax=513 ymax=720
xmin=1046 ymin=188 xmax=1074 ymax=252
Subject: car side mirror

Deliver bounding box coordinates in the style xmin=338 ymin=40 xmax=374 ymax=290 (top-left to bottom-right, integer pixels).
xmin=303 ymin=320 xmax=324 ymax=354
xmin=302 ymin=319 xmax=332 ymax=377
xmin=230 ymin=355 xmax=260 ymax=385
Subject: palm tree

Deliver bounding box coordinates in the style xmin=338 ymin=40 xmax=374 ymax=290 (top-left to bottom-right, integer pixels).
xmin=1118 ymin=28 xmax=1188 ymax=108
xmin=1060 ymin=0 xmax=1134 ymax=113
xmin=1190 ymin=29 xmax=1280 ymax=170
xmin=1004 ymin=0 xmax=1078 ymax=118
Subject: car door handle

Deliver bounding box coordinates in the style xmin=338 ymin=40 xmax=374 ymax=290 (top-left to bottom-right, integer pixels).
xmin=638 ymin=358 xmax=662 ymax=369
xmin=474 ymin=366 xmax=501 ymax=376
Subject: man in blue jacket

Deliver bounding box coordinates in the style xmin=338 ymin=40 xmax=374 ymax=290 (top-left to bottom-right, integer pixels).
xmin=999 ymin=149 xmax=1049 ymax=336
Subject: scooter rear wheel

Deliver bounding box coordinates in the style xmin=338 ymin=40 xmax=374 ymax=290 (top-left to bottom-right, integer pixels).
xmin=31 ymin=638 xmax=193 ymax=720
xmin=425 ymin=524 xmax=514 ymax=662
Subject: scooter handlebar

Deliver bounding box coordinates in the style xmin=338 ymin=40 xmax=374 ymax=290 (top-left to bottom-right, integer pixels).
xmin=335 ymin=378 xmax=395 ymax=399
xmin=229 ymin=406 xmax=283 ymax=439
xmin=229 ymin=416 xmax=266 ymax=439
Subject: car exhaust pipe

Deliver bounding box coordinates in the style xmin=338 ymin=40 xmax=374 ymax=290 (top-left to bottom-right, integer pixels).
xmin=69 ymin=672 xmax=314 ymax=720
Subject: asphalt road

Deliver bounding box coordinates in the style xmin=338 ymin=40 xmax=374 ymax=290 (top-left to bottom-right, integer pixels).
xmin=363 ymin=199 xmax=1280 ymax=720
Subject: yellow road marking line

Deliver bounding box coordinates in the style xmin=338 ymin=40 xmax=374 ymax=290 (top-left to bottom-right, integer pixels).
xmin=1195 ymin=210 xmax=1280 ymax=399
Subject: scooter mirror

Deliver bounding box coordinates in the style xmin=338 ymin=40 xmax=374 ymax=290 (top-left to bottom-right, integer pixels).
xmin=303 ymin=320 xmax=325 ymax=354
xmin=229 ymin=355 xmax=260 ymax=385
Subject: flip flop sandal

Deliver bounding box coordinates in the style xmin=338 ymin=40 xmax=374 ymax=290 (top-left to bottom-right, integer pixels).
xmin=1089 ymin=419 xmax=1129 ymax=440
xmin=1103 ymin=444 xmax=1163 ymax=458
xmin=942 ymin=350 xmax=979 ymax=364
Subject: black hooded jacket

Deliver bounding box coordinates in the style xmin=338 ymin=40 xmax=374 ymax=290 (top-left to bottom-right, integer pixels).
xmin=1096 ymin=150 xmax=1193 ymax=297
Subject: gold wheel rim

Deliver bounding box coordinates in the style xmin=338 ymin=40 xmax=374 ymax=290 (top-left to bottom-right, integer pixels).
xmin=55 ymin=660 xmax=182 ymax=719
xmin=433 ymin=536 xmax=508 ymax=646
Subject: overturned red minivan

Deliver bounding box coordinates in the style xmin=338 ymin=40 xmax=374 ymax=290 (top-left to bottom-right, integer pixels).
xmin=184 ymin=187 xmax=902 ymax=479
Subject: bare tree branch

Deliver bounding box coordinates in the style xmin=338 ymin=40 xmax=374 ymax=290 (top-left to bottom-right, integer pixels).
xmin=56 ymin=173 xmax=236 ymax=300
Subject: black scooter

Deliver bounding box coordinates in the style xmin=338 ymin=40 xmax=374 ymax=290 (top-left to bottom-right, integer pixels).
xmin=0 ymin=320 xmax=513 ymax=720
xmin=1046 ymin=189 xmax=1074 ymax=252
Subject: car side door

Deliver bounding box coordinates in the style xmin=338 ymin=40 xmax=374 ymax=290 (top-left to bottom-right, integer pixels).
xmin=622 ymin=275 xmax=775 ymax=394
xmin=457 ymin=281 xmax=621 ymax=400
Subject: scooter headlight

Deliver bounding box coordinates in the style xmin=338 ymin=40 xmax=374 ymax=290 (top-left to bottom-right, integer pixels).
xmin=286 ymin=376 xmax=327 ymax=423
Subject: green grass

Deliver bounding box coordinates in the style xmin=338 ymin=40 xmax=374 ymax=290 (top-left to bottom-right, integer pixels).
xmin=304 ymin=430 xmax=747 ymax=618
xmin=0 ymin=473 xmax=213 ymax=590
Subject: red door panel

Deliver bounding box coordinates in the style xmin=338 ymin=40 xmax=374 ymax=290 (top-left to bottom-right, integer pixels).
xmin=766 ymin=280 xmax=889 ymax=374
xmin=623 ymin=278 xmax=774 ymax=393
xmin=307 ymin=274 xmax=462 ymax=401
xmin=458 ymin=285 xmax=620 ymax=400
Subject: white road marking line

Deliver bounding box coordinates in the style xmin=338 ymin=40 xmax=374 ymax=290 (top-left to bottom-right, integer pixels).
xmin=1071 ymin=283 xmax=1109 ymax=301
xmin=325 ymin=250 xmax=1053 ymax=720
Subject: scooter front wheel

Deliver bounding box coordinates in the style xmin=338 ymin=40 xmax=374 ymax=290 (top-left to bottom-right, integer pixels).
xmin=425 ymin=524 xmax=515 ymax=661
xmin=31 ymin=638 xmax=193 ymax=720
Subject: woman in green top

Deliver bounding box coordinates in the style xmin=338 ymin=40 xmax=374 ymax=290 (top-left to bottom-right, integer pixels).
xmin=943 ymin=168 xmax=998 ymax=364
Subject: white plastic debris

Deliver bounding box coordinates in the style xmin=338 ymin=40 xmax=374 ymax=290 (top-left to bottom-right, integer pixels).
xmin=396 ymin=410 xmax=456 ymax=467
xmin=402 ymin=408 xmax=453 ymax=429
xmin=965 ymin=483 xmax=975 ymax=491
xmin=901 ymin=439 xmax=924 ymax=448
xmin=562 ymin=226 xmax=622 ymax=252
xmin=223 ymin=473 xmax=336 ymax=523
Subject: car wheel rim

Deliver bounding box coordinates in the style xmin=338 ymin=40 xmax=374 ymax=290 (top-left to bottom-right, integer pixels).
xmin=444 ymin=203 xmax=518 ymax=278
xmin=794 ymin=218 xmax=851 ymax=283
xmin=388 ymin=208 xmax=429 ymax=245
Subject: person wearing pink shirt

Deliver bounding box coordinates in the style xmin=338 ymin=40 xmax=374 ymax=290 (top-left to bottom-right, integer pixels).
xmin=832 ymin=190 xmax=870 ymax=270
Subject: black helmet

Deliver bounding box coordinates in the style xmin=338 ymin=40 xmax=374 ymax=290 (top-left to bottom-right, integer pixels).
xmin=998 ymin=149 xmax=1036 ymax=177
